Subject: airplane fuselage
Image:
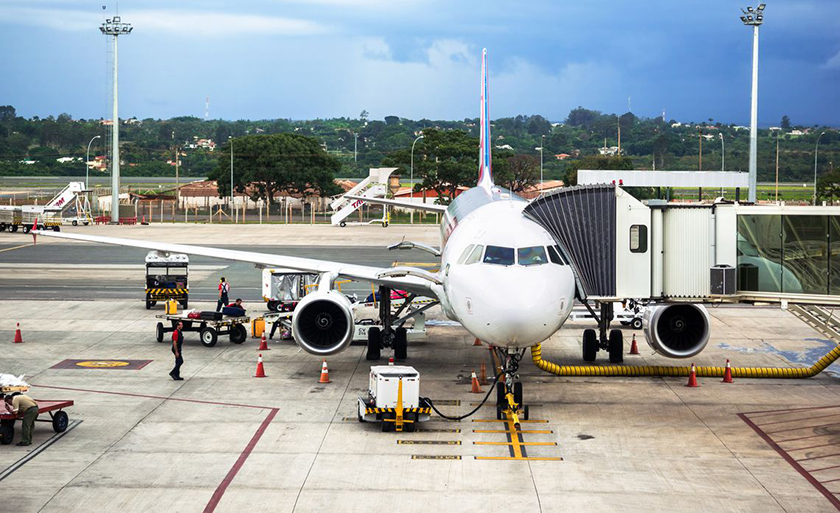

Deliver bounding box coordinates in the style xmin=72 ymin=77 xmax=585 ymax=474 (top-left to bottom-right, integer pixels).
xmin=431 ymin=188 xmax=576 ymax=349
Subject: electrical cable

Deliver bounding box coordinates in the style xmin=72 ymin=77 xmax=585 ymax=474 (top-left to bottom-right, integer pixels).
xmin=421 ymin=372 xmax=503 ymax=421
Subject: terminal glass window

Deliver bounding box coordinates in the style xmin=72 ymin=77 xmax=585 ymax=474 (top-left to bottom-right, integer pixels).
xmin=737 ymin=215 xmax=782 ymax=293
xmin=630 ymin=225 xmax=648 ymax=253
xmin=518 ymin=246 xmax=548 ymax=266
xmin=783 ymin=215 xmax=827 ymax=295
xmin=464 ymin=245 xmax=484 ymax=265
xmin=483 ymin=246 xmax=515 ymax=266
xmin=831 ymin=218 xmax=840 ymax=295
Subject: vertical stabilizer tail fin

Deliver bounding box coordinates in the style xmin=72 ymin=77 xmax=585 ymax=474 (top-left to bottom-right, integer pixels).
xmin=477 ymin=48 xmax=493 ymax=192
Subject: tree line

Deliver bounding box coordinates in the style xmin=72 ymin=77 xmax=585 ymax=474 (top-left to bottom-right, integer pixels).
xmin=1 ymin=104 xmax=837 ymax=189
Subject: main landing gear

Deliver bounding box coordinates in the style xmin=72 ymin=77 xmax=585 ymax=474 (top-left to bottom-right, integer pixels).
xmin=493 ymin=347 xmax=530 ymax=430
xmin=581 ymin=301 xmax=624 ymax=364
xmin=366 ymin=286 xmax=408 ymax=361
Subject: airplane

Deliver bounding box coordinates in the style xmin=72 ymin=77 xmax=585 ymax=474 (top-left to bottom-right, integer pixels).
xmin=34 ymin=49 xmax=710 ymax=427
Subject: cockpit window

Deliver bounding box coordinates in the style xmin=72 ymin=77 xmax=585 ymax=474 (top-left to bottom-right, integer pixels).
xmin=548 ymin=245 xmax=566 ymax=265
xmin=457 ymin=244 xmax=475 ymax=264
xmin=483 ymin=246 xmax=515 ymax=266
xmin=464 ymin=245 xmax=484 ymax=265
xmin=518 ymin=246 xmax=547 ymax=266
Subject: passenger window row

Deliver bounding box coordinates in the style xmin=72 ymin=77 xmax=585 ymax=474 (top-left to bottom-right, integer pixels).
xmin=457 ymin=244 xmax=567 ymax=267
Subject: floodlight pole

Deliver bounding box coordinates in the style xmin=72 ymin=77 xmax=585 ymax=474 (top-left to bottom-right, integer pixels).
xmin=741 ymin=5 xmax=764 ymax=203
xmin=100 ymin=16 xmax=132 ymax=223
xmin=85 ymin=135 xmax=101 ymax=190
xmin=354 ymin=132 xmax=359 ymax=162
xmin=719 ymin=133 xmax=725 ymax=172
xmin=814 ymin=131 xmax=826 ymax=205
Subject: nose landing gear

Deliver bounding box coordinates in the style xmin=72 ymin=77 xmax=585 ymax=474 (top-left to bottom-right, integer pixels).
xmin=493 ymin=347 xmax=530 ymax=430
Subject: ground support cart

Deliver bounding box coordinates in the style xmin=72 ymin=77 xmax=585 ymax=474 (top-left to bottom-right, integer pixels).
xmin=358 ymin=365 xmax=431 ymax=432
xmin=155 ymin=314 xmax=250 ymax=348
xmin=0 ymin=400 xmax=74 ymax=445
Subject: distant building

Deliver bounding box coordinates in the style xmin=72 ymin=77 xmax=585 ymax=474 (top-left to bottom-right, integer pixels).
xmin=56 ymin=157 xmax=80 ymax=163
xmin=495 ymin=144 xmax=514 ymax=151
xmin=599 ymin=146 xmax=620 ymax=156
xmin=671 ymin=122 xmax=682 ymax=128
xmin=769 ymin=127 xmax=781 ymax=131
xmin=789 ymin=129 xmax=804 ymax=137
xmin=554 ymin=153 xmax=571 ymax=161
xmin=733 ymin=126 xmax=749 ymax=131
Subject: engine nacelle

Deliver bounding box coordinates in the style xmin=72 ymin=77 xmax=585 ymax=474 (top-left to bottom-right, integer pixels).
xmin=643 ymin=304 xmax=711 ymax=358
xmin=292 ymin=290 xmax=354 ymax=356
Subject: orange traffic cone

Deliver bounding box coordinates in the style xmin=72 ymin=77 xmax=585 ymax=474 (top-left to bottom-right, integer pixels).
xmin=722 ymin=359 xmax=734 ymax=383
xmin=469 ymin=371 xmax=482 ymax=393
xmin=473 ymin=337 xmax=482 ymax=346
xmin=686 ymin=363 xmax=699 ymax=388
xmin=479 ymin=362 xmax=488 ymax=386
xmin=254 ymin=354 xmax=267 ymax=378
xmin=319 ymin=359 xmax=331 ymax=383
xmin=258 ymin=334 xmax=269 ymax=351
xmin=629 ymin=333 xmax=640 ymax=355
xmin=13 ymin=323 xmax=22 ymax=343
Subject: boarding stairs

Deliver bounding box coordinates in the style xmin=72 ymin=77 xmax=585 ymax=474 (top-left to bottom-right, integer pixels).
xmin=23 ymin=182 xmax=92 ymax=225
xmin=330 ymin=168 xmax=396 ymax=226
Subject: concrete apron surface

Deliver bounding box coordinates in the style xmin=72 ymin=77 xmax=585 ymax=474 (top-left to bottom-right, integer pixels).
xmin=0 ymin=300 xmax=839 ymax=512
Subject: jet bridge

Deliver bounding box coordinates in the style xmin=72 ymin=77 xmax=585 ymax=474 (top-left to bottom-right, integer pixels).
xmin=524 ymin=184 xmax=840 ymax=307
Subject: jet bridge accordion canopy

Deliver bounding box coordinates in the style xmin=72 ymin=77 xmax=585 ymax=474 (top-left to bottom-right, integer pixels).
xmin=523 ymin=184 xmax=617 ymax=298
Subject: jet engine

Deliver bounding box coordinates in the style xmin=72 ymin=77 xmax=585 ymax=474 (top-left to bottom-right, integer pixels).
xmin=642 ymin=304 xmax=711 ymax=358
xmin=292 ymin=290 xmax=355 ymax=356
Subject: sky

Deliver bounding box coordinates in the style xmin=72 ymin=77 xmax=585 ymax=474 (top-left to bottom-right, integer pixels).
xmin=1 ymin=0 xmax=839 ymax=126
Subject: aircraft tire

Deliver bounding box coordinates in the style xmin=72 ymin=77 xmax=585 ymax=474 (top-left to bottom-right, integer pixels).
xmin=631 ymin=317 xmax=643 ymax=330
xmin=496 ymin=382 xmax=505 ymax=408
xmin=583 ymin=329 xmax=597 ymax=362
xmin=366 ymin=327 xmax=381 ymax=360
xmin=608 ymin=329 xmax=624 ymax=363
xmin=394 ymin=328 xmax=407 ymax=360
xmin=513 ymin=382 xmax=523 ymax=406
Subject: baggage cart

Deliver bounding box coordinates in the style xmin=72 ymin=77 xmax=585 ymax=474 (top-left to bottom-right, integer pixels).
xmin=155 ymin=313 xmax=250 ymax=348
xmin=0 ymin=399 xmax=75 ymax=445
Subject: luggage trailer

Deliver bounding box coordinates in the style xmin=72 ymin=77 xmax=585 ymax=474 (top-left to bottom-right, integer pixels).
xmin=0 ymin=400 xmax=75 ymax=445
xmin=155 ymin=313 xmax=250 ymax=347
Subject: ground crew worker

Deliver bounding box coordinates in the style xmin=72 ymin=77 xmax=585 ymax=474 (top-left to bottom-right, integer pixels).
xmin=4 ymin=393 xmax=39 ymax=446
xmin=170 ymin=321 xmax=184 ymax=381
xmin=216 ymin=277 xmax=230 ymax=312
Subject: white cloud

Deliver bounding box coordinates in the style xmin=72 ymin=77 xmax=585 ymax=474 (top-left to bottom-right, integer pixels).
xmin=0 ymin=6 xmax=328 ymax=36
xmin=824 ymin=49 xmax=840 ymax=70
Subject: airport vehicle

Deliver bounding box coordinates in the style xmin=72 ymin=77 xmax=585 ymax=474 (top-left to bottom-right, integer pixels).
xmin=330 ymin=167 xmax=396 ymax=227
xmin=145 ymin=252 xmax=189 ymax=310
xmin=2 ymin=182 xmax=91 ymax=233
xmin=358 ymin=364 xmax=431 ymax=432
xmin=0 ymin=206 xmax=19 ymax=232
xmin=262 ymin=268 xmax=317 ymax=312
xmin=35 ymin=50 xmax=712 ymax=429
xmin=155 ymin=312 xmax=249 ymax=347
xmin=0 ymin=399 xmax=74 ymax=445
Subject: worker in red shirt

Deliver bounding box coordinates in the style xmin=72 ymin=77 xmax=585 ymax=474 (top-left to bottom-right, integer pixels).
xmin=169 ymin=321 xmax=184 ymax=381
xmin=216 ymin=277 xmax=230 ymax=312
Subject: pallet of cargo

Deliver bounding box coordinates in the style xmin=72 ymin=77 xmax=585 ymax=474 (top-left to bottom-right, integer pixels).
xmin=155 ymin=313 xmax=250 ymax=347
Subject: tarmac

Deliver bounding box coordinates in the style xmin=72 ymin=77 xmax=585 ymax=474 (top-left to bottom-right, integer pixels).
xmin=2 ymin=224 xmax=840 ymax=512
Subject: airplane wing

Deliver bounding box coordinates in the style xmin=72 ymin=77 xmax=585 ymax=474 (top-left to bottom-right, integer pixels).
xmin=34 ymin=231 xmax=441 ymax=298
xmin=344 ymin=195 xmax=448 ymax=213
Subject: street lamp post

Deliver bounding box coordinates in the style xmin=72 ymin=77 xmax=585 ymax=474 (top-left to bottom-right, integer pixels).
xmin=354 ymin=132 xmax=359 ymax=162
xmin=410 ymin=134 xmax=424 ymax=224
xmin=85 ymin=135 xmax=101 ymax=190
xmin=540 ymin=135 xmax=545 ymax=196
xmin=814 ymin=131 xmax=826 ymax=205
xmin=719 ymin=133 xmax=725 ymax=172
xmin=228 ymin=136 xmax=234 ymax=210
xmin=740 ymin=4 xmax=765 ymax=203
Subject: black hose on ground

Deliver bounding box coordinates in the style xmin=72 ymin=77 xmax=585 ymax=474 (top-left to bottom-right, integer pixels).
xmin=421 ymin=372 xmax=503 ymax=421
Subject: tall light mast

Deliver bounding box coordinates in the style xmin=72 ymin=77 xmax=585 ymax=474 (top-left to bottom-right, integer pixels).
xmin=740 ymin=4 xmax=765 ymax=203
xmin=100 ymin=16 xmax=133 ymax=223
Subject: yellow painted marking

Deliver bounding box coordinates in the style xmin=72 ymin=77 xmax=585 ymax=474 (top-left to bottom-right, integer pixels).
xmin=475 ymin=456 xmax=562 ymax=461
xmin=418 ymin=428 xmax=461 ymax=433
xmin=473 ymin=441 xmax=557 ymax=446
xmin=473 ymin=430 xmax=553 ymax=434
xmin=397 ymin=440 xmax=461 ymax=445
xmin=75 ymin=360 xmax=130 ymax=368
xmin=0 ymin=243 xmax=33 ymax=254
xmin=412 ymin=455 xmax=461 ymax=460
xmin=472 ymin=419 xmax=549 ymax=423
